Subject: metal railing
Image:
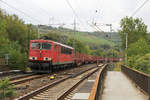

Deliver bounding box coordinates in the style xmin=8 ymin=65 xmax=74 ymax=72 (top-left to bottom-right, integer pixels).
xmin=121 ymin=65 xmax=150 ymax=98
xmin=88 ymin=64 xmax=107 ymax=100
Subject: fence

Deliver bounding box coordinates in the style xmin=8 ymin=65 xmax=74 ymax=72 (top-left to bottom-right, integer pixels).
xmin=121 ymin=65 xmax=150 ymax=98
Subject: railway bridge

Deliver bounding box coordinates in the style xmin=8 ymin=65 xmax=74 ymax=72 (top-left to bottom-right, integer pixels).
xmin=71 ymin=64 xmax=150 ymax=100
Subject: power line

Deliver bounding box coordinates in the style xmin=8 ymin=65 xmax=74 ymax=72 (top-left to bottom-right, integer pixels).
xmin=0 ymin=0 xmax=41 ymax=24
xmin=13 ymin=0 xmax=50 ymax=19
xmin=65 ymin=0 xmax=85 ymax=25
xmin=65 ymin=0 xmax=104 ymax=32
xmin=29 ymin=0 xmax=51 ymax=18
xmin=94 ymin=24 xmax=103 ymax=32
xmin=131 ymin=0 xmax=149 ymax=16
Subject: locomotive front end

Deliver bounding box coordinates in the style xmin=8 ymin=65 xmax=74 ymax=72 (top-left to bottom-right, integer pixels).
xmin=28 ymin=40 xmax=52 ymax=73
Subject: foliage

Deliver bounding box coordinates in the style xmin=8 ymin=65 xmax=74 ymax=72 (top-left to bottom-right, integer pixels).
xmin=41 ymin=26 xmax=120 ymax=56
xmin=39 ymin=25 xmax=118 ymax=51
xmin=0 ymin=77 xmax=16 ymax=99
xmin=8 ymin=49 xmax=27 ymax=70
xmin=118 ymin=16 xmax=150 ymax=74
xmin=90 ymin=48 xmax=105 ymax=56
xmin=0 ymin=8 xmax=120 ymax=71
xmin=118 ymin=16 xmax=148 ymax=49
xmin=135 ymin=53 xmax=150 ymax=74
xmin=0 ymin=9 xmax=37 ymax=70
xmin=127 ymin=38 xmax=150 ymax=57
xmin=114 ymin=62 xmax=123 ymax=71
xmin=127 ymin=55 xmax=140 ymax=68
xmin=67 ymin=38 xmax=90 ymax=53
xmin=46 ymin=31 xmax=68 ymax=44
xmin=105 ymin=49 xmax=120 ymax=58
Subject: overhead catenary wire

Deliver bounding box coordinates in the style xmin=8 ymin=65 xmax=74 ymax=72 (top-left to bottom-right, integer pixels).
xmin=65 ymin=0 xmax=84 ymax=25
xmin=0 ymin=0 xmax=43 ymax=39
xmin=71 ymin=0 xmax=103 ymax=32
xmin=0 ymin=0 xmax=41 ymax=24
xmin=94 ymin=24 xmax=104 ymax=32
xmin=131 ymin=0 xmax=149 ymax=16
xmin=65 ymin=0 xmax=104 ymax=32
xmin=13 ymin=0 xmax=50 ymax=19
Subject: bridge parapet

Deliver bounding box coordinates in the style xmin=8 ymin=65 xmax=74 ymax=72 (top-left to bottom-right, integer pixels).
xmin=88 ymin=64 xmax=107 ymax=100
xmin=121 ymin=65 xmax=150 ymax=99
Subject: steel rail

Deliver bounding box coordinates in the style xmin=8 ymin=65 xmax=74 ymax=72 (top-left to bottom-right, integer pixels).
xmin=9 ymin=73 xmax=35 ymax=81
xmin=10 ymin=74 xmax=48 ymax=85
xmin=57 ymin=67 xmax=100 ymax=100
xmin=16 ymin=65 xmax=99 ymax=100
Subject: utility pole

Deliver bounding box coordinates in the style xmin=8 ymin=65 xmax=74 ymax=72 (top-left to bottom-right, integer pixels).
xmin=106 ymin=24 xmax=113 ymax=64
xmin=125 ymin=33 xmax=128 ymax=65
xmin=94 ymin=23 xmax=113 ymax=64
xmin=37 ymin=25 xmax=40 ymax=39
xmin=110 ymin=24 xmax=113 ymax=64
xmin=49 ymin=17 xmax=54 ymax=26
xmin=73 ymin=19 xmax=76 ymax=54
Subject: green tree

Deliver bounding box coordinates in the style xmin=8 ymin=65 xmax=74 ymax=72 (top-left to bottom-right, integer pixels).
xmin=0 ymin=9 xmax=37 ymax=70
xmin=135 ymin=53 xmax=150 ymax=74
xmin=90 ymin=48 xmax=105 ymax=56
xmin=0 ymin=19 xmax=7 ymax=38
xmin=127 ymin=38 xmax=150 ymax=57
xmin=118 ymin=17 xmax=148 ymax=49
xmin=67 ymin=38 xmax=90 ymax=53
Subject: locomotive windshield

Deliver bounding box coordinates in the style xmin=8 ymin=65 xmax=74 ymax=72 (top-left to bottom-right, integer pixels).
xmin=42 ymin=43 xmax=52 ymax=50
xmin=31 ymin=43 xmax=41 ymax=49
xmin=31 ymin=42 xmax=51 ymax=50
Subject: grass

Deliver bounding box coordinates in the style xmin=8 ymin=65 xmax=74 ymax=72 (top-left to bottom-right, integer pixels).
xmin=41 ymin=27 xmax=116 ymax=48
xmin=114 ymin=62 xmax=123 ymax=71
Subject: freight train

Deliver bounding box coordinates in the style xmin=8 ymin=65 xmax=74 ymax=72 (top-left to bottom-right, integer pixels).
xmin=28 ymin=39 xmax=119 ymax=73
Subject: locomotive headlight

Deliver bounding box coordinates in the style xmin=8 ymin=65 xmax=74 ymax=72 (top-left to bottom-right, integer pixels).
xmin=34 ymin=57 xmax=37 ymax=60
xmin=29 ymin=56 xmax=37 ymax=60
xmin=44 ymin=57 xmax=51 ymax=61
xmin=29 ymin=56 xmax=32 ymax=60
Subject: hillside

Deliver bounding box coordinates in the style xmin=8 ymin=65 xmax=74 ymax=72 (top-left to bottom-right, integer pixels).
xmin=38 ymin=25 xmax=121 ymax=50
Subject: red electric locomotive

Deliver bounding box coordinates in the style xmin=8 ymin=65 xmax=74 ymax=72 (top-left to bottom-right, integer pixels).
xmin=28 ymin=39 xmax=74 ymax=73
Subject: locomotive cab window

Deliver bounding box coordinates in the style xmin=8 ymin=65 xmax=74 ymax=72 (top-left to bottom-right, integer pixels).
xmin=61 ymin=46 xmax=72 ymax=54
xmin=42 ymin=43 xmax=52 ymax=50
xmin=31 ymin=42 xmax=41 ymax=49
xmin=31 ymin=42 xmax=52 ymax=50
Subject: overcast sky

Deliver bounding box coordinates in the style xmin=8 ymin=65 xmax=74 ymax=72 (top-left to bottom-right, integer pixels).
xmin=0 ymin=0 xmax=150 ymax=32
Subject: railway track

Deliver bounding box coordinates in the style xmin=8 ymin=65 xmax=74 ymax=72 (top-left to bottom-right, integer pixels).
xmin=10 ymin=64 xmax=93 ymax=85
xmin=0 ymin=70 xmax=23 ymax=77
xmin=16 ymin=64 xmax=101 ymax=100
xmin=10 ymin=74 xmax=47 ymax=85
xmin=0 ymin=71 xmax=33 ymax=80
xmin=57 ymin=68 xmax=99 ymax=100
xmin=9 ymin=73 xmax=35 ymax=81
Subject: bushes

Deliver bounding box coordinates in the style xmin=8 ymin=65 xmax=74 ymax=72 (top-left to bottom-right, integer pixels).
xmin=127 ymin=54 xmax=150 ymax=74
xmin=0 ymin=78 xmax=16 ymax=99
xmin=0 ymin=9 xmax=37 ymax=70
xmin=8 ymin=49 xmax=27 ymax=71
xmin=135 ymin=53 xmax=150 ymax=74
xmin=0 ymin=38 xmax=27 ymax=70
xmin=118 ymin=16 xmax=150 ymax=74
xmin=127 ymin=38 xmax=150 ymax=57
xmin=126 ymin=38 xmax=150 ymax=74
